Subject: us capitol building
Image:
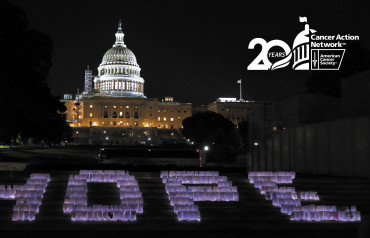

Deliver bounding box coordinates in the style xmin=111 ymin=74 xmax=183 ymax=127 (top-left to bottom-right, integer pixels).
xmin=61 ymin=20 xmax=192 ymax=145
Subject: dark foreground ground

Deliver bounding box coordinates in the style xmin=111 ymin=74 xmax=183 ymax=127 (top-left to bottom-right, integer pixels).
xmin=0 ymin=148 xmax=369 ymax=238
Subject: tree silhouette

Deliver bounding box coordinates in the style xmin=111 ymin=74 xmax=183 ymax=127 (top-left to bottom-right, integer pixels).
xmin=237 ymin=120 xmax=249 ymax=151
xmin=0 ymin=0 xmax=70 ymax=145
xmin=181 ymin=111 xmax=242 ymax=162
xmin=181 ymin=111 xmax=234 ymax=145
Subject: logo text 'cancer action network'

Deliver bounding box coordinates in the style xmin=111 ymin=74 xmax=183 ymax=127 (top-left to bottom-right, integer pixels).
xmin=247 ymin=17 xmax=359 ymax=71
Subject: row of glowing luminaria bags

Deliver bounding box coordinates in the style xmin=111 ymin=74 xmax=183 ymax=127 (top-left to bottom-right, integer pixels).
xmin=63 ymin=170 xmax=143 ymax=221
xmin=0 ymin=173 xmax=50 ymax=221
xmin=160 ymin=171 xmax=239 ymax=222
xmin=248 ymin=171 xmax=361 ymax=222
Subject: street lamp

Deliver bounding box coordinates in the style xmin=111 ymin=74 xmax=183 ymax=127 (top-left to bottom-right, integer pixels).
xmin=74 ymin=131 xmax=79 ymax=145
xmin=199 ymin=145 xmax=209 ymax=168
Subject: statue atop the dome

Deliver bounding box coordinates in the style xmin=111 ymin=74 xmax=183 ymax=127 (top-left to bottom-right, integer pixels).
xmin=117 ymin=19 xmax=123 ymax=33
xmin=114 ymin=19 xmax=125 ymax=47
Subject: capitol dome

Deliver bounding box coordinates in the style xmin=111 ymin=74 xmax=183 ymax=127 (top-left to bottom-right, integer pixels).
xmin=101 ymin=46 xmax=138 ymax=66
xmin=93 ymin=20 xmax=145 ymax=98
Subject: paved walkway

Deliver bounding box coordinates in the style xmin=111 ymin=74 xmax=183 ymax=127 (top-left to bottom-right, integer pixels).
xmin=0 ymin=162 xmax=27 ymax=171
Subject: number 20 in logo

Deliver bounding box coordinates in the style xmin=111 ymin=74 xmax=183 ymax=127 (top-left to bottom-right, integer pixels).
xmin=247 ymin=17 xmax=315 ymax=71
xmin=247 ymin=38 xmax=292 ymax=71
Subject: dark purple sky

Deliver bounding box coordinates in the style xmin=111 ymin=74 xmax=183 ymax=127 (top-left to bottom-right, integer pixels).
xmin=11 ymin=0 xmax=370 ymax=104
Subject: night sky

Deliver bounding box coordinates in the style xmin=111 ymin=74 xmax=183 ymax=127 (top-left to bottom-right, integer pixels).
xmin=11 ymin=0 xmax=370 ymax=105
